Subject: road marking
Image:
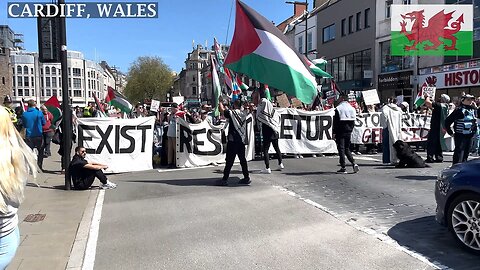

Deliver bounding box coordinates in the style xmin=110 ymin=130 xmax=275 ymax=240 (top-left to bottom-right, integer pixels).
xmin=82 ymin=190 xmax=105 ymax=270
xmin=273 ymin=185 xmax=448 ymax=270
xmin=157 ymin=165 xmax=215 ymax=173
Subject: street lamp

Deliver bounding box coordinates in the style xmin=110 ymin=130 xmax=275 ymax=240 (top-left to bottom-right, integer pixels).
xmin=286 ymin=1 xmax=308 ymax=57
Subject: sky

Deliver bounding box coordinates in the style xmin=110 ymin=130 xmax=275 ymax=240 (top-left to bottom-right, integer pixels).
xmin=0 ymin=0 xmax=295 ymax=74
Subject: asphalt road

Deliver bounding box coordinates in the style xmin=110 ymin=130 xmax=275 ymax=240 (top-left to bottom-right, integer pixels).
xmin=94 ymin=152 xmax=479 ymax=270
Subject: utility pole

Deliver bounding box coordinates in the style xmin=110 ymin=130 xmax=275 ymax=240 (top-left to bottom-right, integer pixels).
xmin=58 ymin=0 xmax=72 ymax=190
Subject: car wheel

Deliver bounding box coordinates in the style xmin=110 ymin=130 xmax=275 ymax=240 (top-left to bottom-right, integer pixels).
xmin=447 ymin=193 xmax=480 ymax=254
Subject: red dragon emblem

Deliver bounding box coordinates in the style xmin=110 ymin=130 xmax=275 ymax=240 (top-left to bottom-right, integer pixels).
xmin=400 ymin=9 xmax=464 ymax=51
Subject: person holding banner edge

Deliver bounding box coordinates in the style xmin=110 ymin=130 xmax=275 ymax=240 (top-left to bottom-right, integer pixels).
xmin=216 ymin=98 xmax=251 ymax=186
xmin=333 ymin=93 xmax=359 ymax=174
xmin=424 ymin=94 xmax=450 ymax=163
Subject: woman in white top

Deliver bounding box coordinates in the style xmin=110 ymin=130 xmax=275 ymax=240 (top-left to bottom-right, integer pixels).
xmin=0 ymin=105 xmax=37 ymax=269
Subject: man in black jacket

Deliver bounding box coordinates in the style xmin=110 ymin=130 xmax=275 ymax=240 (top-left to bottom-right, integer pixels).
xmin=445 ymin=94 xmax=478 ymax=165
xmin=70 ymin=146 xmax=117 ymax=190
xmin=333 ymin=93 xmax=359 ymax=174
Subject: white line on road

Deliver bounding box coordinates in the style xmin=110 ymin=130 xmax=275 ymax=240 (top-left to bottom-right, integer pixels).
xmin=157 ymin=165 xmax=215 ymax=173
xmin=82 ymin=190 xmax=105 ymax=270
xmin=273 ymin=186 xmax=448 ymax=270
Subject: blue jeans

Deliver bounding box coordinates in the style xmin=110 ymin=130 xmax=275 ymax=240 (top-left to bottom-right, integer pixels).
xmin=0 ymin=227 xmax=20 ymax=269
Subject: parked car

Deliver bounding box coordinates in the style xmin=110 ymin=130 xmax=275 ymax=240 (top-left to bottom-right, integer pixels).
xmin=435 ymin=159 xmax=480 ymax=254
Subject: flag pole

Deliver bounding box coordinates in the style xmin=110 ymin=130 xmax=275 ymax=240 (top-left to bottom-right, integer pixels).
xmin=58 ymin=0 xmax=72 ymax=190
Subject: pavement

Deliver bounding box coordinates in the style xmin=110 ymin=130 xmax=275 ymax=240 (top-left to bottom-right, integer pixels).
xmin=7 ymin=145 xmax=99 ymax=270
xmin=6 ymin=146 xmax=463 ymax=270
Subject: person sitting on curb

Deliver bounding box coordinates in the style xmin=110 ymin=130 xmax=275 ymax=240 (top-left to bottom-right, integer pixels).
xmin=69 ymin=146 xmax=117 ymax=190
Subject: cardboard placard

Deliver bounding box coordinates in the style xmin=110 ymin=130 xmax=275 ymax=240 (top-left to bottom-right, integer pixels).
xmin=291 ymin=98 xmax=303 ymax=108
xmin=150 ymin=99 xmax=160 ymax=112
xmin=277 ymin=94 xmax=290 ymax=108
xmin=362 ymin=89 xmax=380 ymax=105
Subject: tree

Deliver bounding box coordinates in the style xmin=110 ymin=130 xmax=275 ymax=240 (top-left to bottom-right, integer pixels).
xmin=124 ymin=56 xmax=174 ymax=102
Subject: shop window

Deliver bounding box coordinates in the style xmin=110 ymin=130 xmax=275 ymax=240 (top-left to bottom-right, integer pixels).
xmin=338 ymin=56 xmax=346 ymax=81
xmin=332 ymin=58 xmax=338 ymax=81
xmin=354 ymin=52 xmax=362 ymax=80
xmin=346 ymin=54 xmax=354 ymax=81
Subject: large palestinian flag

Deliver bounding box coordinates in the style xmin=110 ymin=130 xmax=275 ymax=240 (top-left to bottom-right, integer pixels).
xmin=43 ymin=95 xmax=62 ymax=129
xmin=224 ymin=0 xmax=317 ymax=104
xmin=105 ymin=87 xmax=133 ymax=113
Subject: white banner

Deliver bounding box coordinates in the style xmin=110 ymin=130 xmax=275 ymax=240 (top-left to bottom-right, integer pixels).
xmin=273 ymin=108 xmax=337 ymax=154
xmin=77 ymin=117 xmax=155 ymax=173
xmin=351 ymin=112 xmax=431 ymax=144
xmin=176 ymin=116 xmax=255 ymax=168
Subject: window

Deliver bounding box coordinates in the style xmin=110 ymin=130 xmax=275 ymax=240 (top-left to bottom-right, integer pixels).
xmin=402 ymin=0 xmax=411 ymax=4
xmin=332 ymin=58 xmax=338 ymax=81
xmin=59 ymin=78 xmax=61 ymax=87
xmin=2 ymin=77 xmax=4 ymax=85
xmin=17 ymin=76 xmax=22 ymax=87
xmin=73 ymin=68 xmax=81 ymax=76
xmin=17 ymin=65 xmax=22 ymax=74
xmin=31 ymin=68 xmax=33 ymax=74
xmin=41 ymin=77 xmax=43 ymax=88
xmin=74 ymin=90 xmax=82 ymax=97
xmin=25 ymin=89 xmax=29 ymax=96
xmin=68 ymin=68 xmax=71 ymax=76
xmin=192 ymin=86 xmax=197 ymax=95
xmin=365 ymin=8 xmax=371 ymax=28
xmin=386 ymin=0 xmax=392 ymax=19
xmin=52 ymin=67 xmax=56 ymax=75
xmin=18 ymin=89 xmax=23 ymax=96
xmin=354 ymin=52 xmax=362 ymax=80
xmin=46 ymin=89 xmax=51 ymax=96
xmin=348 ymin=16 xmax=353 ymax=33
xmin=40 ymin=68 xmax=43 ymax=75
xmin=52 ymin=77 xmax=57 ymax=87
xmin=346 ymin=54 xmax=354 ymax=80
xmin=298 ymin=36 xmax=303 ymax=53
xmin=73 ymin=78 xmax=81 ymax=88
xmin=46 ymin=77 xmax=51 ymax=87
xmin=31 ymin=77 xmax=34 ymax=87
xmin=12 ymin=76 xmax=15 ymax=87
xmin=362 ymin=49 xmax=372 ymax=76
xmin=338 ymin=56 xmax=346 ymax=81
xmin=356 ymin=12 xmax=361 ymax=31
xmin=52 ymin=89 xmax=57 ymax=96
xmin=307 ymin=32 xmax=313 ymax=52
xmin=323 ymin=24 xmax=336 ymax=43
xmin=341 ymin=19 xmax=346 ymax=36
xmin=88 ymin=80 xmax=91 ymax=89
xmin=24 ymin=76 xmax=29 ymax=87
xmin=193 ymin=76 xmax=195 ymax=82
xmin=68 ymin=79 xmax=71 ymax=88
xmin=32 ymin=90 xmax=35 ymax=96
xmin=23 ymin=66 xmax=28 ymax=74
xmin=45 ymin=67 xmax=50 ymax=75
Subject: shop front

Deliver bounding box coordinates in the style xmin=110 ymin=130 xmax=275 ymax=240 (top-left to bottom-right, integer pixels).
xmin=418 ymin=60 xmax=480 ymax=104
xmin=378 ymin=70 xmax=413 ymax=105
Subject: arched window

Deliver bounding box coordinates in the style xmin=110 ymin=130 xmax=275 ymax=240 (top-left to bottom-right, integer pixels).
xmin=52 ymin=67 xmax=56 ymax=75
xmin=17 ymin=65 xmax=22 ymax=74
xmin=23 ymin=65 xmax=28 ymax=74
xmin=45 ymin=67 xmax=50 ymax=75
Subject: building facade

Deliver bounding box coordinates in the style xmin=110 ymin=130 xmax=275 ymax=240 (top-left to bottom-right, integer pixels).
xmin=316 ymin=0 xmax=376 ymax=93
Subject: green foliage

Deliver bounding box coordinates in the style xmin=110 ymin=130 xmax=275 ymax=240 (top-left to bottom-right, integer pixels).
xmin=125 ymin=56 xmax=174 ymax=102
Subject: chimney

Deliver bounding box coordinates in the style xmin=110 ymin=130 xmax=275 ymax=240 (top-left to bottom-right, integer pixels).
xmin=294 ymin=2 xmax=307 ymax=17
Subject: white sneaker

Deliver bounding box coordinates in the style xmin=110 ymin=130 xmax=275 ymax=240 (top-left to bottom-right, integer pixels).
xmin=101 ymin=180 xmax=117 ymax=189
xmin=312 ymin=154 xmax=317 ymax=158
xmin=295 ymin=155 xmax=300 ymax=159
xmin=299 ymin=155 xmax=304 ymax=159
xmin=260 ymin=168 xmax=271 ymax=174
xmin=353 ymin=164 xmax=359 ymax=173
xmin=278 ymin=163 xmax=285 ymax=170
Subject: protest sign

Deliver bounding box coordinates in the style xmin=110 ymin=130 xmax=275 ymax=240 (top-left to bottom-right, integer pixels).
xmin=176 ymin=116 xmax=255 ymax=167
xmin=77 ymin=117 xmax=155 ymax=173
xmin=362 ymin=89 xmax=380 ymax=105
xmin=150 ymin=99 xmax=160 ymax=112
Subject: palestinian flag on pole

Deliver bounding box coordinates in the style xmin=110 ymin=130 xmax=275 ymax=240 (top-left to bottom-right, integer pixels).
xmin=414 ymin=83 xmax=426 ymax=108
xmin=213 ymin=37 xmax=225 ymax=74
xmin=211 ymin=55 xmax=221 ymax=117
xmin=236 ymin=75 xmax=249 ymax=90
xmin=43 ymin=95 xmax=62 ymax=129
xmin=92 ymin=92 xmax=107 ymax=117
xmin=105 ymin=87 xmax=133 ymax=113
xmin=305 ymin=57 xmax=332 ymax=78
xmin=264 ymin=84 xmax=272 ymax=101
xmin=224 ymin=0 xmax=317 ymax=104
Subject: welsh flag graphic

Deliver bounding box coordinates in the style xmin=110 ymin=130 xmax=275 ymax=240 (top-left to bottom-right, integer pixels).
xmin=391 ymin=5 xmax=473 ymax=56
xmin=43 ymin=95 xmax=62 ymax=129
xmin=224 ymin=0 xmax=317 ymax=104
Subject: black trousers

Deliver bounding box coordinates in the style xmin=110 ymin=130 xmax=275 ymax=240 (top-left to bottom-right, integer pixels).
xmin=223 ymin=141 xmax=249 ymax=181
xmin=263 ymin=139 xmax=282 ymax=169
xmin=336 ymin=134 xmax=355 ymax=168
xmin=73 ymin=169 xmax=108 ymax=190
xmin=453 ymin=133 xmax=474 ymax=165
xmin=25 ymin=136 xmax=44 ymax=169
xmin=426 ymin=130 xmax=443 ymax=161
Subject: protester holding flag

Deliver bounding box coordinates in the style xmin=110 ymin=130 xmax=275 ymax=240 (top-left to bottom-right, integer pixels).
xmin=216 ymin=98 xmax=251 ymax=186
xmin=257 ymin=87 xmax=283 ymax=174
xmin=424 ymin=94 xmax=450 ymax=163
xmin=333 ymin=93 xmax=359 ymax=174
